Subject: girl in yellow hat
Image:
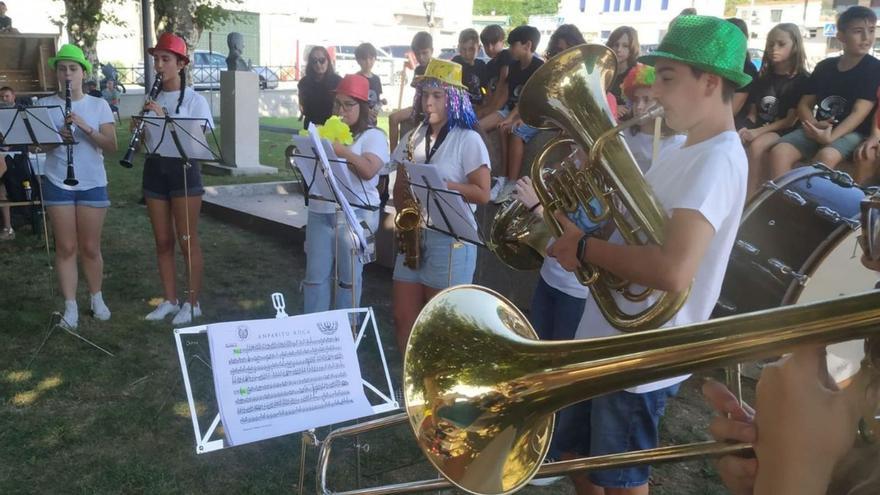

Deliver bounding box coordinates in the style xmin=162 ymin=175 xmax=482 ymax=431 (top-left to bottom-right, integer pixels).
xmin=389 ymin=58 xmax=491 ymax=352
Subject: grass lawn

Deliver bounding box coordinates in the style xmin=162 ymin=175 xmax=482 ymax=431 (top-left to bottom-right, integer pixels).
xmin=0 ymin=121 xmax=732 ymax=494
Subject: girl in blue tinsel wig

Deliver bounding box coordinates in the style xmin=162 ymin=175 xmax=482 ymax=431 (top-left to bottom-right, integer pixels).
xmin=389 ymin=58 xmax=491 ymax=352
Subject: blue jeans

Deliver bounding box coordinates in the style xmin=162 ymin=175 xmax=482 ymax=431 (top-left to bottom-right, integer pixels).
xmin=555 ymin=384 xmax=680 ymax=488
xmin=528 ymin=276 xmax=587 ymax=460
xmin=303 ymin=208 xmax=379 ymax=313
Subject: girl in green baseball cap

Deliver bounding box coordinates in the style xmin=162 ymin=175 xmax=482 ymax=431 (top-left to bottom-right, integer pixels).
xmin=39 ymin=43 xmax=118 ymax=330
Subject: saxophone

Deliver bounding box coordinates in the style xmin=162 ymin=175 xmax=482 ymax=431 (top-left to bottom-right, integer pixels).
xmin=394 ymin=122 xmax=424 ymax=269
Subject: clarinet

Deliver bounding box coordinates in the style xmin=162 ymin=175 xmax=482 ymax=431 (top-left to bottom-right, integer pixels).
xmin=62 ymin=79 xmax=78 ymax=186
xmin=119 ymin=74 xmax=163 ymax=168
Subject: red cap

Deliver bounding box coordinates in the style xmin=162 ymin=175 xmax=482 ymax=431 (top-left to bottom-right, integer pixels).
xmin=333 ymin=74 xmax=370 ymax=102
xmin=148 ymin=32 xmax=190 ymax=65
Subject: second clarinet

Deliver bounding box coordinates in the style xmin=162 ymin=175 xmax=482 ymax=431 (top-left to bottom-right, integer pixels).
xmin=62 ymin=79 xmax=78 ymax=186
xmin=119 ymin=74 xmax=163 ymax=168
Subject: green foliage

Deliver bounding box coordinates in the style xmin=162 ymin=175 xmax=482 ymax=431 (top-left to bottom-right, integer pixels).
xmin=473 ymin=0 xmax=558 ymax=27
xmin=56 ymin=0 xmax=126 ymax=76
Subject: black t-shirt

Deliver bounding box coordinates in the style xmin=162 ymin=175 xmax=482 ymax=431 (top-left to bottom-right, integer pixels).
xmin=485 ymin=49 xmax=513 ymax=93
xmin=609 ymin=64 xmax=635 ymax=106
xmin=805 ymin=55 xmax=880 ymax=135
xmin=737 ymin=59 xmax=760 ymax=94
xmin=297 ymin=72 xmax=342 ymax=128
xmin=748 ymin=72 xmax=809 ymax=127
xmin=363 ymin=73 xmax=383 ymax=108
xmin=0 ymin=16 xmax=10 ymax=30
xmin=414 ymin=64 xmax=427 ymax=77
xmin=452 ymin=55 xmax=488 ymax=105
xmin=506 ymin=55 xmax=543 ymax=110
xmin=734 ymin=60 xmax=761 ymax=129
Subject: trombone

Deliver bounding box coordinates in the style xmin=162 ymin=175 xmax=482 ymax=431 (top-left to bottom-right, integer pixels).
xmin=315 ymin=287 xmax=879 ymax=495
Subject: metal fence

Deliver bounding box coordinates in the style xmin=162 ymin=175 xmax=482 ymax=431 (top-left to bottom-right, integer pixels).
xmin=112 ymin=65 xmax=299 ymax=88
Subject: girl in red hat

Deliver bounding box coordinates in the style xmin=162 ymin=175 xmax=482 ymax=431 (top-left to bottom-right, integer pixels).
xmin=38 ymin=44 xmax=118 ymax=330
xmin=140 ymin=32 xmax=213 ymax=325
xmin=303 ymin=74 xmax=388 ymax=313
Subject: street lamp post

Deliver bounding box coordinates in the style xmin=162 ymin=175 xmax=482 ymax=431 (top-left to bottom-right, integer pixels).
xmin=423 ymin=0 xmax=436 ymax=29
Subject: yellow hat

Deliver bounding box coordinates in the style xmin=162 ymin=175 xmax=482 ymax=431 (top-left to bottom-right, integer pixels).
xmin=413 ymin=59 xmax=466 ymax=89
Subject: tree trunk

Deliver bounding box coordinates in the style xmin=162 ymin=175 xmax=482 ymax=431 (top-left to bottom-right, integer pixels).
xmin=63 ymin=0 xmax=104 ymax=77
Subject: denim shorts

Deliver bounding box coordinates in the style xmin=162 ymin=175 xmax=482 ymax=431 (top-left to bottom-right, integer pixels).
xmin=142 ymin=155 xmax=205 ymax=200
xmin=393 ymin=228 xmax=477 ymax=289
xmin=41 ymin=179 xmax=110 ymax=208
xmin=497 ymin=107 xmax=541 ymax=143
xmin=777 ymin=128 xmax=864 ymax=160
xmin=554 ymin=384 xmax=680 ymax=488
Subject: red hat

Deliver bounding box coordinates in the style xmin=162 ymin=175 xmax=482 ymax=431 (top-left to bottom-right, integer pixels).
xmin=148 ymin=32 xmax=190 ymax=65
xmin=333 ymin=74 xmax=369 ymax=103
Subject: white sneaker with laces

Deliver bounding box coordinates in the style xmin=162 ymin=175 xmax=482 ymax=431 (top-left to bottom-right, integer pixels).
xmin=90 ymin=292 xmax=111 ymax=321
xmin=492 ymin=181 xmax=517 ymax=204
xmin=172 ymin=302 xmax=202 ymax=326
xmin=61 ymin=300 xmax=78 ymax=330
xmin=145 ymin=300 xmax=180 ymax=321
xmin=489 ymin=177 xmax=507 ymax=202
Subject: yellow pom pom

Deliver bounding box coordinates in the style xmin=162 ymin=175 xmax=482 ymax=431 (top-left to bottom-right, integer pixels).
xmin=318 ymin=116 xmax=354 ymax=145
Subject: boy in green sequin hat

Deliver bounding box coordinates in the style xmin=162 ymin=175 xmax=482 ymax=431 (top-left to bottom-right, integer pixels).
xmin=547 ymin=16 xmax=750 ymax=494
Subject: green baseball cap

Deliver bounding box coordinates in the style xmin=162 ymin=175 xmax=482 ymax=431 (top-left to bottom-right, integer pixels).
xmin=48 ymin=44 xmax=93 ymax=73
xmin=638 ymin=15 xmax=751 ymax=88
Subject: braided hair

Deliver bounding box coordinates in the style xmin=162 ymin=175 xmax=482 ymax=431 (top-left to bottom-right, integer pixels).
xmin=175 ymin=68 xmax=185 ymax=114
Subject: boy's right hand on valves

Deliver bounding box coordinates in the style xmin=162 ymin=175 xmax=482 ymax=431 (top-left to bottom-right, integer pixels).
xmin=513 ymin=177 xmax=540 ymax=214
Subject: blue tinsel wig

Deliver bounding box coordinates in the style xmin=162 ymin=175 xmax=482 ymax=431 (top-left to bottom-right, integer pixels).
xmin=412 ymin=78 xmax=479 ymax=132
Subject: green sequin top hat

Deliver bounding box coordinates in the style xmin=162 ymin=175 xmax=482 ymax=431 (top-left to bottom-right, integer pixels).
xmin=638 ymin=15 xmax=752 ymax=88
xmin=49 ymin=44 xmax=92 ymax=73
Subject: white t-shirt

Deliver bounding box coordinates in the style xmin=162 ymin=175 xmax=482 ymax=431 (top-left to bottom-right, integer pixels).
xmin=623 ymin=131 xmax=687 ymax=174
xmin=310 ymin=128 xmax=389 ymax=214
xmin=541 ymin=239 xmax=588 ymax=299
xmin=575 ymin=130 xmax=747 ymax=393
xmin=38 ymin=94 xmax=114 ymax=190
xmin=391 ymin=125 xmax=490 ymax=230
xmin=146 ymin=88 xmax=213 ymax=129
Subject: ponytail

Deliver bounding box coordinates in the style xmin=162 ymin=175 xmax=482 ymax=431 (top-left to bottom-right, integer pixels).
xmin=175 ymin=68 xmax=186 ymax=114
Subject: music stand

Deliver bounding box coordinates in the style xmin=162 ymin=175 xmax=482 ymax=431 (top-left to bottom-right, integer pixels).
xmin=404 ymin=161 xmax=484 ymax=246
xmin=140 ymin=115 xmax=222 ymax=322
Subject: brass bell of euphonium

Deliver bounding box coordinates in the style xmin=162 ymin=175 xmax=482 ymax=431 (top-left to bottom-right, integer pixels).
xmin=511 ymin=43 xmax=687 ymax=332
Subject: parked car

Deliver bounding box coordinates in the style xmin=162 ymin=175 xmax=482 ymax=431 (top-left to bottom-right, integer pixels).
xmin=190 ymin=50 xmax=279 ymax=90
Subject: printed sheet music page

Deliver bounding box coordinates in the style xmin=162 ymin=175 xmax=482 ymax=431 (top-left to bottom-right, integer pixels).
xmin=207 ymin=310 xmax=371 ymax=446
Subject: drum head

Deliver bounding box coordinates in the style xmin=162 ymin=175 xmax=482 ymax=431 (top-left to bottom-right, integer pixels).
xmin=793 ymin=230 xmax=878 ymax=383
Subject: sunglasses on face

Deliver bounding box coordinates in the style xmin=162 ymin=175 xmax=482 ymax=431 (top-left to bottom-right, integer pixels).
xmin=311 ymin=57 xmax=327 ymax=64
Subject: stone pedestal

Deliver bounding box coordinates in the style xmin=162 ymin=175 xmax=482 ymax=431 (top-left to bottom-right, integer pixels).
xmin=205 ymin=71 xmax=276 ymax=176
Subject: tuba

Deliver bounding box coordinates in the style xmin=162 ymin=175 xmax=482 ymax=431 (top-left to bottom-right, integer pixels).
xmin=393 ymin=122 xmax=424 ymax=269
xmin=501 ymin=43 xmax=687 ymax=332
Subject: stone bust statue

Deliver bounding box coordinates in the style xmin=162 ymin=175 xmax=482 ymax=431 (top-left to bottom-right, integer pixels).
xmin=226 ymin=32 xmax=250 ymax=71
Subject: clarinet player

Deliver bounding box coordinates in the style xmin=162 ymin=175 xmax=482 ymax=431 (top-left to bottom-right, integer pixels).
xmin=38 ymin=44 xmax=117 ymax=330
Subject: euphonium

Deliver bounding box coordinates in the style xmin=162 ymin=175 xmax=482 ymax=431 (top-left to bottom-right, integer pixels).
xmin=515 ymin=43 xmax=687 ymax=332
xmin=394 ymin=122 xmax=424 ymax=269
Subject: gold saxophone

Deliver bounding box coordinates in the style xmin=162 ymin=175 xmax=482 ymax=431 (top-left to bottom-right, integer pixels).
xmin=394 ymin=122 xmax=424 ymax=269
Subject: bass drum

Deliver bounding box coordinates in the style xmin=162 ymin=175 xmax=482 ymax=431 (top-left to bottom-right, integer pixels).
xmin=714 ymin=164 xmax=878 ymax=381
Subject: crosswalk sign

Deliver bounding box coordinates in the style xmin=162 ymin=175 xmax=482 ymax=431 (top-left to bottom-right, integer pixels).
xmin=824 ymin=23 xmax=837 ymax=37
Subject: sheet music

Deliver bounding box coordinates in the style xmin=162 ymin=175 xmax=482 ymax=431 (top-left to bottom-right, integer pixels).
xmin=404 ymin=161 xmax=481 ymax=243
xmin=0 ymin=107 xmax=65 ymax=146
xmin=207 ymin=311 xmax=372 ymax=447
xmin=306 ymin=124 xmax=371 ymax=261
xmin=141 ymin=116 xmax=214 ymax=160
xmin=290 ymin=134 xmax=373 ymax=209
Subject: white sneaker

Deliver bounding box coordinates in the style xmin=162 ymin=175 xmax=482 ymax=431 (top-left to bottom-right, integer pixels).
xmin=492 ymin=181 xmax=517 ymax=205
xmin=90 ymin=292 xmax=111 ymax=321
xmin=489 ymin=177 xmax=507 ymax=202
xmin=528 ymin=458 xmax=563 ymax=486
xmin=172 ymin=302 xmax=202 ymax=326
xmin=145 ymin=300 xmax=180 ymax=321
xmin=61 ymin=300 xmax=78 ymax=330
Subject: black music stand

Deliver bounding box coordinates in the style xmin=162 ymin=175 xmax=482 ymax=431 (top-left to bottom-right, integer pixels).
xmin=290 ymin=134 xmax=378 ymax=212
xmin=404 ymin=161 xmax=485 ymax=246
xmin=5 ymin=106 xmax=116 ymax=362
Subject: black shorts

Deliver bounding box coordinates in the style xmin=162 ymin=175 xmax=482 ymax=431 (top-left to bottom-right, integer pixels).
xmin=142 ymin=155 xmax=205 ymax=200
